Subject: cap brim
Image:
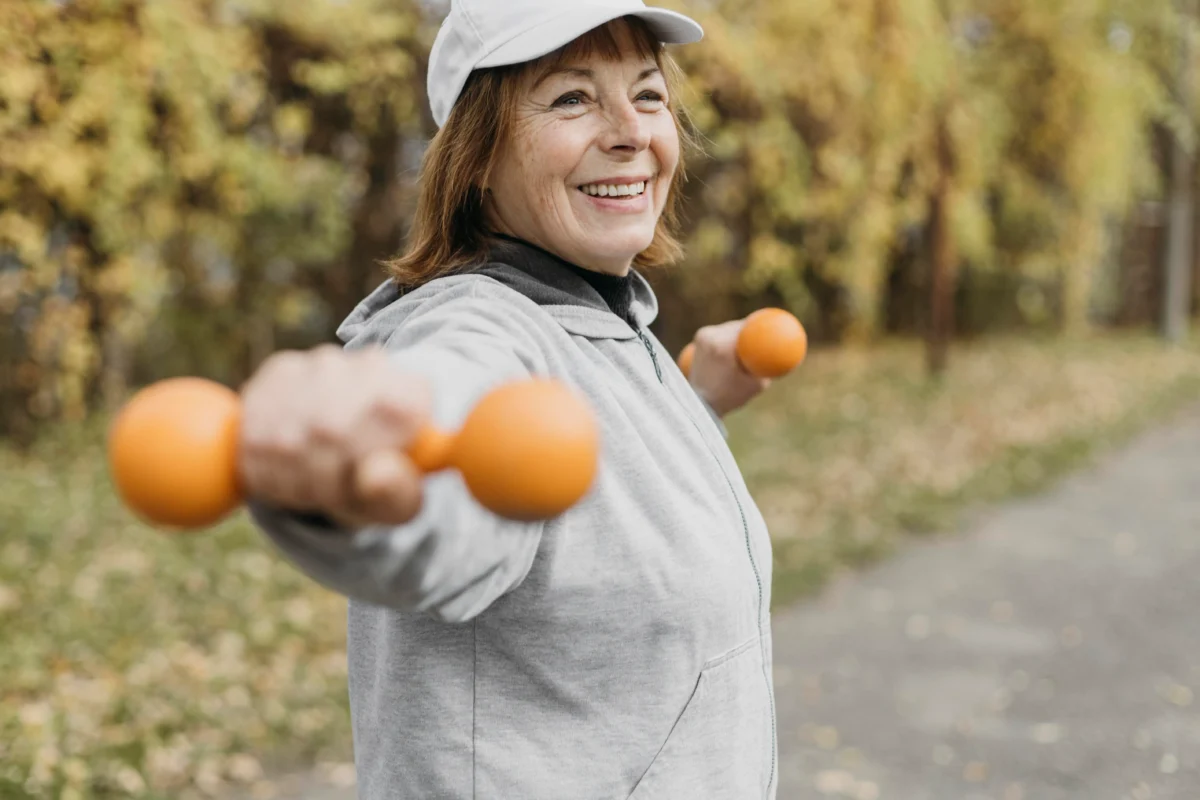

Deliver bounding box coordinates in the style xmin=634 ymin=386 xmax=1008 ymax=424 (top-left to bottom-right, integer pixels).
xmin=476 ymin=5 xmax=703 ymax=70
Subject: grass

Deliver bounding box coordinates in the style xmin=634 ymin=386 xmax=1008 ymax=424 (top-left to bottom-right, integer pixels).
xmin=3 ymin=332 xmax=1200 ymax=797
xmin=0 ymin=428 xmax=352 ymax=799
xmin=727 ymin=333 xmax=1200 ymax=604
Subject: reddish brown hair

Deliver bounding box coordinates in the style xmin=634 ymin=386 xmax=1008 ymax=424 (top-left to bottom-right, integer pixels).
xmin=385 ymin=16 xmax=696 ymax=287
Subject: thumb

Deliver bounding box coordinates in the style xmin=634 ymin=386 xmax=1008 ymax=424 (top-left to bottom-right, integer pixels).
xmin=348 ymin=449 xmax=425 ymax=525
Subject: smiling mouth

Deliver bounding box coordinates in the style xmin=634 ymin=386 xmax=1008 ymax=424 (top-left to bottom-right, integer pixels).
xmin=578 ymin=181 xmax=647 ymax=200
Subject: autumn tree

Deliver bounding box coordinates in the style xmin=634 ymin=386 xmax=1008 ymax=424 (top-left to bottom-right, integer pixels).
xmin=1 ymin=0 xmax=1190 ymax=437
xmin=0 ymin=0 xmax=430 ymax=441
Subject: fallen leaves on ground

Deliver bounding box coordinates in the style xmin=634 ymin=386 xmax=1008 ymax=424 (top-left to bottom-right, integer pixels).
xmin=3 ymin=333 xmax=1200 ymax=797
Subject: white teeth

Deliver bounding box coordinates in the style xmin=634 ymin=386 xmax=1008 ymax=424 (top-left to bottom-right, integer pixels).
xmin=580 ymin=181 xmax=646 ymax=198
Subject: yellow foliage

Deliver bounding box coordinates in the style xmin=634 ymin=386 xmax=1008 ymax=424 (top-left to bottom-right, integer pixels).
xmin=0 ymin=0 xmax=1188 ymax=433
xmin=670 ymin=0 xmax=1177 ymax=337
xmin=0 ymin=0 xmax=427 ymax=436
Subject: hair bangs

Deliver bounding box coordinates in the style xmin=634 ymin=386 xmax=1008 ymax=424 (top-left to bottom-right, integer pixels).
xmin=530 ymin=16 xmax=662 ymax=81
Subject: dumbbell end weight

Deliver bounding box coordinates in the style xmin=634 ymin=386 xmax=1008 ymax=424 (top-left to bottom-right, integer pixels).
xmin=450 ymin=380 xmax=600 ymax=521
xmin=678 ymin=343 xmax=696 ymax=378
xmin=677 ymin=309 xmax=807 ymax=380
xmin=108 ymin=377 xmax=244 ymax=530
xmin=737 ymin=308 xmax=808 ymax=379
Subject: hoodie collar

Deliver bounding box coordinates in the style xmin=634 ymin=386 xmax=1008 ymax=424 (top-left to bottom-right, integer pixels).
xmin=338 ymin=237 xmax=659 ymax=344
xmin=472 ymin=236 xmax=658 ymax=340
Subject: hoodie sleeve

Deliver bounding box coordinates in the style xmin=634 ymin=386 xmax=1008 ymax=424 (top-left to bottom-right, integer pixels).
xmin=246 ymin=280 xmax=553 ymax=623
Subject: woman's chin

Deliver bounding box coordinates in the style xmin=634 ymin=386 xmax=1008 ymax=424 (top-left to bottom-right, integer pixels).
xmin=577 ymin=228 xmax=655 ymax=266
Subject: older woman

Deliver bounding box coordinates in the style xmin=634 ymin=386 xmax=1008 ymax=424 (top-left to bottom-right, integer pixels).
xmin=242 ymin=1 xmax=777 ymax=797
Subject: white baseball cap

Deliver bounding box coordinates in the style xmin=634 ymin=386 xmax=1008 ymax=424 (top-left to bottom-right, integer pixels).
xmin=427 ymin=0 xmax=704 ymax=128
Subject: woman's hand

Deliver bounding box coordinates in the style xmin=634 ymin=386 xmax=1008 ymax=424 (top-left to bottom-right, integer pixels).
xmin=685 ymin=319 xmax=771 ymax=417
xmin=238 ymin=345 xmax=431 ymax=528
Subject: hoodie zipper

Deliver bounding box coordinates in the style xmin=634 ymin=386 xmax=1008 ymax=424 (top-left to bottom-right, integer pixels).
xmin=638 ymin=328 xmax=663 ymax=382
xmin=636 ymin=327 xmax=778 ymax=795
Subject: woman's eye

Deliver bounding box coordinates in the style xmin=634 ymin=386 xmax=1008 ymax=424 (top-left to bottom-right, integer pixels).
xmin=638 ymin=91 xmax=666 ymax=105
xmin=553 ymin=92 xmax=586 ymax=108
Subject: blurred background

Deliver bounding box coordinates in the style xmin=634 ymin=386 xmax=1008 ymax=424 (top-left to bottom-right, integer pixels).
xmin=3 ymin=0 xmax=1200 ymax=797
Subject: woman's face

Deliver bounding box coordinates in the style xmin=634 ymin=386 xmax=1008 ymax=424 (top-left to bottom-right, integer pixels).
xmin=486 ymin=37 xmax=680 ymax=276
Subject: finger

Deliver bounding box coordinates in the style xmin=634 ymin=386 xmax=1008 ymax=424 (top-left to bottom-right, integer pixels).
xmin=692 ymin=325 xmax=722 ymax=352
xmin=300 ymin=441 xmax=352 ymax=512
xmin=249 ymin=349 xmax=308 ymax=388
xmin=246 ymin=452 xmax=317 ymax=510
xmin=347 ymin=374 xmax=432 ymax=461
xmin=347 ymin=450 xmax=425 ymax=525
xmin=373 ymin=365 xmax=431 ymax=422
xmin=302 ymin=363 xmax=368 ymax=510
xmin=238 ymin=455 xmax=280 ymax=505
xmin=256 ymin=346 xmax=357 ymax=510
xmin=239 ymin=415 xmax=312 ymax=508
xmin=694 ymin=323 xmax=741 ymax=367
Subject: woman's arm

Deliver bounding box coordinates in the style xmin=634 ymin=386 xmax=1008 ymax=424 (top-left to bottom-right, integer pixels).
xmin=244 ymin=283 xmax=551 ymax=622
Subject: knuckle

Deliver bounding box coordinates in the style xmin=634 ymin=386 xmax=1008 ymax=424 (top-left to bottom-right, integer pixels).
xmin=695 ymin=326 xmax=726 ymax=348
xmin=353 ymin=344 xmax=389 ymax=363
xmin=257 ymin=426 xmax=306 ymax=459
xmin=313 ymin=343 xmax=344 ymax=364
xmin=371 ymin=380 xmax=428 ymax=422
xmin=370 ymin=391 xmax=420 ymax=423
xmin=263 ymin=349 xmax=306 ymax=375
xmin=278 ymin=435 xmax=309 ymax=460
xmin=310 ymin=415 xmax=352 ymax=444
xmin=241 ymin=417 xmax=285 ymax=454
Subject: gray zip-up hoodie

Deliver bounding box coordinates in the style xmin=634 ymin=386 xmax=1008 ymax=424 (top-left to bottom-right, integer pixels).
xmin=249 ymin=238 xmax=778 ymax=799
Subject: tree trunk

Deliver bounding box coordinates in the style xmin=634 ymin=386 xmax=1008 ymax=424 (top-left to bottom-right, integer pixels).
xmin=1163 ymin=0 xmax=1195 ymax=343
xmin=100 ymin=322 xmax=131 ymax=411
xmin=1061 ymin=215 xmax=1104 ymax=335
xmin=927 ymin=116 xmax=957 ymax=376
xmin=330 ymin=125 xmax=409 ymax=328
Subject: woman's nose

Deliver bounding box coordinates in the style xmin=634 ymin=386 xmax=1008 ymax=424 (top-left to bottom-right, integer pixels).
xmin=599 ymin=100 xmax=651 ymax=153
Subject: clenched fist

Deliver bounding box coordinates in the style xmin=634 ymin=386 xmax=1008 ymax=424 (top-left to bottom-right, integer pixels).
xmin=238 ymin=345 xmax=431 ymax=528
xmin=686 ymin=320 xmax=770 ymax=417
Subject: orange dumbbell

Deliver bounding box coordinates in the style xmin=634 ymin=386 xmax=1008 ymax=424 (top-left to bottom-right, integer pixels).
xmin=107 ymin=377 xmax=600 ymax=530
xmin=678 ymin=308 xmax=808 ymax=380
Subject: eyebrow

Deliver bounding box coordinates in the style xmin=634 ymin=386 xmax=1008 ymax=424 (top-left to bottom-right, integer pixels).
xmin=533 ymin=66 xmax=661 ymax=91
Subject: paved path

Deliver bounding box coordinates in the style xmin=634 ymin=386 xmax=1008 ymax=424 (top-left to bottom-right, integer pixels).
xmin=773 ymin=409 xmax=1200 ymax=799
xmin=260 ymin=410 xmax=1200 ymax=799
